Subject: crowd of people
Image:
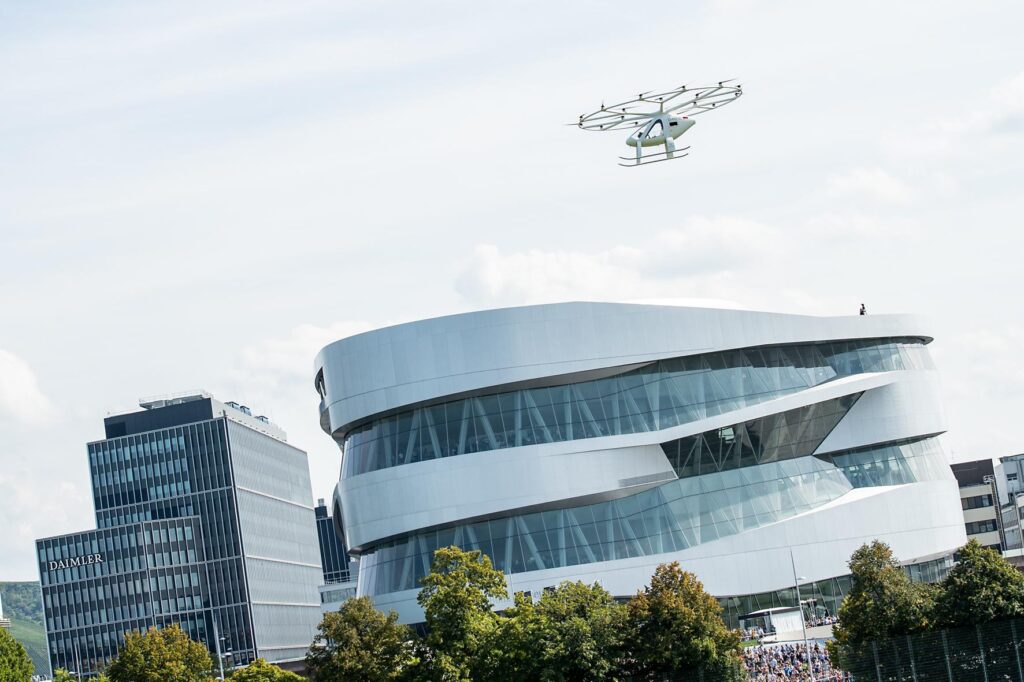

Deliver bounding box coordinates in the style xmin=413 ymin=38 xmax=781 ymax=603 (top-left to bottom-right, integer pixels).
xmin=742 ymin=642 xmax=850 ymax=681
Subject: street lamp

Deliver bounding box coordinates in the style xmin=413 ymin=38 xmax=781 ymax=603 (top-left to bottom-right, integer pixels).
xmin=212 ymin=615 xmax=226 ymax=681
xmin=789 ymin=548 xmax=811 ymax=671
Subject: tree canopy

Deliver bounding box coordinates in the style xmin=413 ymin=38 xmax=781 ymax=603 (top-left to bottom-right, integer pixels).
xmin=831 ymin=540 xmax=934 ymax=648
xmin=0 ymin=582 xmax=48 ymax=674
xmin=105 ymin=624 xmax=215 ymax=682
xmin=831 ymin=539 xmax=1024 ymax=678
xmin=624 ymin=562 xmax=742 ymax=681
xmin=933 ymin=538 xmax=1024 ymax=628
xmin=414 ymin=546 xmax=508 ymax=681
xmin=305 ymin=549 xmax=741 ymax=682
xmin=305 ymin=596 xmax=414 ymax=682
xmin=529 ymin=580 xmax=627 ymax=681
xmin=53 ymin=670 xmax=109 ymax=682
xmin=228 ymin=658 xmax=303 ymax=681
xmin=476 ymin=581 xmax=628 ymax=682
xmin=0 ymin=628 xmax=33 ymax=682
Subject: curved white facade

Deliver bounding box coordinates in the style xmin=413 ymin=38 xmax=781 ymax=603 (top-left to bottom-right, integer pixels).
xmin=315 ymin=302 xmax=966 ymax=624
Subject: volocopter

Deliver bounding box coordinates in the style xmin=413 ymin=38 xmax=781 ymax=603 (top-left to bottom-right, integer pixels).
xmin=575 ymin=80 xmax=743 ymax=167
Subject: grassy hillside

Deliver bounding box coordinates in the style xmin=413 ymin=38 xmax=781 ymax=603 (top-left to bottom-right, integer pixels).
xmin=1 ymin=581 xmax=49 ymax=677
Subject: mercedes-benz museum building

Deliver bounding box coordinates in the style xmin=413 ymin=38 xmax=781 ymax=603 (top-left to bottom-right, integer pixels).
xmin=314 ymin=302 xmax=966 ymax=625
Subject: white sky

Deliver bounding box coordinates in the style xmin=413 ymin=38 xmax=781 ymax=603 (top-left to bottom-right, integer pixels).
xmin=2 ymin=0 xmax=1023 ymax=579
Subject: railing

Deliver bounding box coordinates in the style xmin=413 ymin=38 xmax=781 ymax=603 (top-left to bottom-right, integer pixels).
xmin=324 ymin=567 xmax=357 ymax=585
xmin=839 ymin=618 xmax=1024 ymax=681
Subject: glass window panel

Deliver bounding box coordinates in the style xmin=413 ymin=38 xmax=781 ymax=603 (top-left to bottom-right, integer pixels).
xmin=359 ymin=433 xmax=949 ymax=595
xmin=342 ymin=338 xmax=933 ymax=476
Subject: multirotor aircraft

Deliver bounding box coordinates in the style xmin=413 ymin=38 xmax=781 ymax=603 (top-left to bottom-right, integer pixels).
xmin=575 ymin=81 xmax=742 ymax=167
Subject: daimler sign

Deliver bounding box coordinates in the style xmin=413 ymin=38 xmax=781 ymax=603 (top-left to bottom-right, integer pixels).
xmin=48 ymin=553 xmax=104 ymax=571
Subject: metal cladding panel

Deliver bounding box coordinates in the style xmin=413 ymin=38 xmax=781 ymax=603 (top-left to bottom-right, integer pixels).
xmin=815 ymin=370 xmax=946 ymax=454
xmin=235 ymin=490 xmax=323 ymax=572
xmin=226 ymin=421 xmax=321 ymax=660
xmin=248 ymin=603 xmax=320 ymax=664
xmin=316 ymin=302 xmax=932 ymax=433
xmin=227 ymin=421 xmax=312 ymax=505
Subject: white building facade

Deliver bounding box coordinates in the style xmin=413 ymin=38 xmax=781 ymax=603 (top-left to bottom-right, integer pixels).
xmin=314 ymin=302 xmax=966 ymax=625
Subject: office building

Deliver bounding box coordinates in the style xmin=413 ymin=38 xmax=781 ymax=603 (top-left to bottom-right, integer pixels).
xmin=314 ymin=499 xmax=358 ymax=613
xmin=1000 ymin=453 xmax=1024 ymax=501
xmin=36 ymin=393 xmax=322 ymax=677
xmin=314 ymin=499 xmax=350 ymax=584
xmin=951 ymin=459 xmax=1003 ymax=552
xmin=314 ymin=302 xmax=966 ymax=625
xmin=996 ymin=453 xmax=1024 ymax=564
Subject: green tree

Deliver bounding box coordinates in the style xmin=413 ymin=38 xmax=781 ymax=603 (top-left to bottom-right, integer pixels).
xmin=306 ymin=596 xmax=414 ymax=681
xmin=53 ymin=671 xmax=110 ymax=682
xmin=933 ymin=539 xmax=1024 ymax=627
xmin=623 ymin=562 xmax=742 ymax=681
xmin=414 ymin=546 xmax=507 ymax=681
xmin=105 ymin=624 xmax=215 ymax=682
xmin=474 ymin=582 xmax=626 ymax=682
xmin=831 ymin=541 xmax=935 ymax=648
xmin=228 ymin=658 xmax=303 ymax=681
xmin=0 ymin=582 xmax=48 ymax=674
xmin=474 ymin=591 xmax=546 ymax=682
xmin=531 ymin=581 xmax=627 ymax=681
xmin=0 ymin=627 xmax=33 ymax=682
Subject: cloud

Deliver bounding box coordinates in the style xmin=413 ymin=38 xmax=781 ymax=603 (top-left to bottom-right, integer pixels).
xmin=239 ymin=321 xmax=374 ymax=388
xmin=222 ymin=320 xmax=377 ymax=508
xmin=892 ymin=71 xmax=1024 ymax=156
xmin=933 ymin=326 xmax=1024 ymax=462
xmin=939 ymin=327 xmax=1024 ymax=400
xmin=456 ymin=216 xmax=781 ymax=307
xmin=826 ymin=168 xmax=915 ymax=204
xmin=803 ymin=211 xmax=922 ymax=239
xmin=0 ymin=349 xmax=53 ymax=424
xmin=0 ymin=466 xmax=91 ymax=580
xmin=959 ymin=71 xmax=1024 ymax=136
xmin=454 ymin=207 xmax=934 ymax=316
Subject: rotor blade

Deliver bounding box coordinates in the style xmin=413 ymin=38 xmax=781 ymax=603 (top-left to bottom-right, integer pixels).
xmin=578 ymin=109 xmax=656 ymax=129
xmin=579 ymin=120 xmax=653 ymax=131
xmin=663 ymin=89 xmax=742 ymax=115
xmin=578 ymin=116 xmax=653 ymax=129
xmin=577 ymin=83 xmax=742 ymax=128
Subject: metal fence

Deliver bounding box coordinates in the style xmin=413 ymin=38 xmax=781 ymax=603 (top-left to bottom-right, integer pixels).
xmin=841 ymin=618 xmax=1024 ymax=681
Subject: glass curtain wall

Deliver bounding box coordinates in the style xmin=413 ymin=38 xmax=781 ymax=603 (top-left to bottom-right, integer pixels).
xmin=38 ymin=518 xmax=208 ymax=677
xmin=88 ymin=420 xmax=255 ymax=666
xmin=721 ymin=555 xmax=952 ymax=629
xmin=661 ymin=395 xmax=859 ymax=477
xmin=359 ymin=430 xmax=952 ymax=596
xmin=342 ymin=338 xmax=933 ymax=477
